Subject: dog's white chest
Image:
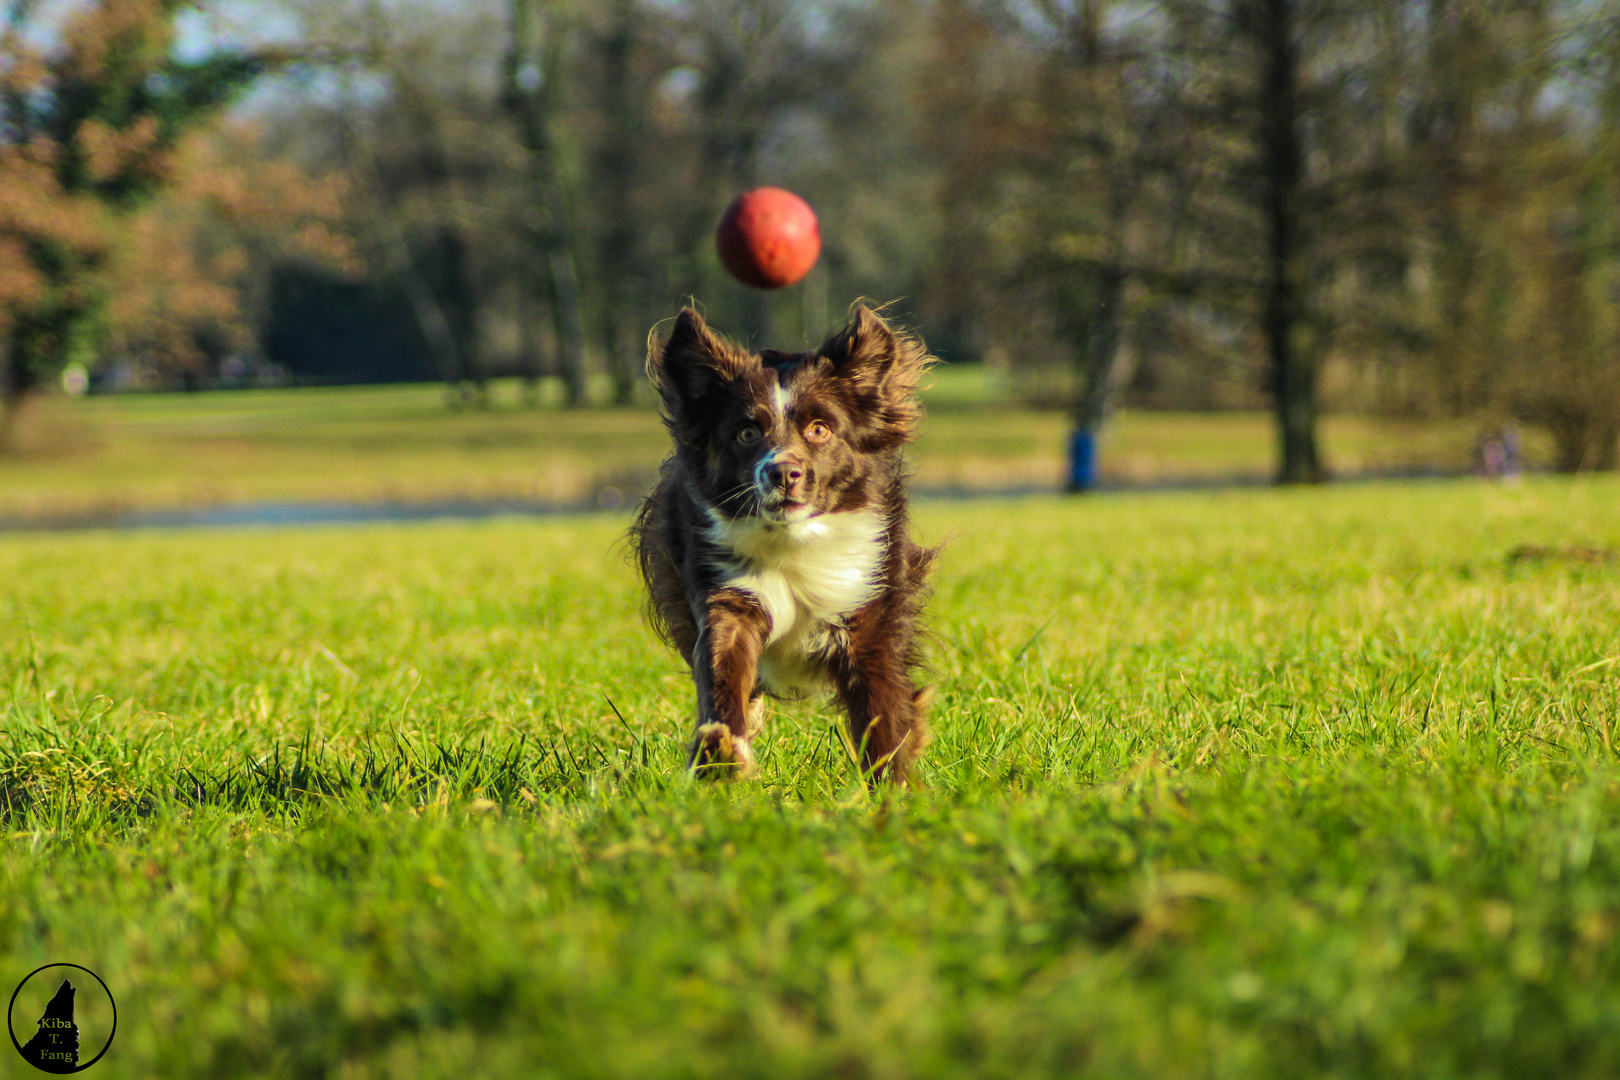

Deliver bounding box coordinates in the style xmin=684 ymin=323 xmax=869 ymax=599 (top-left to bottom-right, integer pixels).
xmin=707 ymin=509 xmax=886 ymax=694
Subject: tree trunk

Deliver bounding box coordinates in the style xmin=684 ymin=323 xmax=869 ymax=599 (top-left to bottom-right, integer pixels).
xmin=505 ymin=0 xmax=590 ymax=408
xmin=545 ymin=248 xmax=589 ymax=407
xmin=1601 ymin=425 xmax=1620 ymax=472
xmin=596 ymin=0 xmax=641 ymax=405
xmin=0 ymin=337 xmax=21 ymax=453
xmin=337 ymin=71 xmax=466 ymax=400
xmin=405 ymin=72 xmax=488 ymax=408
xmin=696 ymin=23 xmax=769 ymax=347
xmin=1549 ymin=411 xmax=1620 ymax=473
xmin=440 ymin=226 xmax=487 ymax=407
xmin=518 ymin=272 xmax=545 ymax=407
xmin=1067 ymin=268 xmax=1139 ymax=493
xmin=1073 ymin=267 xmax=1127 ymax=434
xmin=1256 ymin=0 xmax=1322 ymax=484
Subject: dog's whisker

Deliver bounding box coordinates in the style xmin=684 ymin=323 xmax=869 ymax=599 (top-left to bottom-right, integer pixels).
xmin=715 ymin=482 xmax=757 ymax=512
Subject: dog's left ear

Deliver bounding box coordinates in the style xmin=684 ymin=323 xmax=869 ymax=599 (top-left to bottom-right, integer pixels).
xmin=818 ymin=305 xmax=931 ymax=445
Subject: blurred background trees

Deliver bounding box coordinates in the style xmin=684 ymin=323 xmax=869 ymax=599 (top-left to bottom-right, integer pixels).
xmin=0 ymin=0 xmax=353 ymax=440
xmin=3 ymin=0 xmax=1618 ymax=478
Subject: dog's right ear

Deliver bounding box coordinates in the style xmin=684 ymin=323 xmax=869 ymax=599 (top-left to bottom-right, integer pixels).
xmin=649 ymin=309 xmax=748 ymax=410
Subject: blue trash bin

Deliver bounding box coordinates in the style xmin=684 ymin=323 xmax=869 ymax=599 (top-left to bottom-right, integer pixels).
xmin=1068 ymin=428 xmax=1097 ymax=491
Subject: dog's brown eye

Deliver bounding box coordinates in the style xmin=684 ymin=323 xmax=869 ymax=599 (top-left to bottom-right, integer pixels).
xmin=736 ymin=426 xmax=761 ymax=446
xmin=805 ymin=421 xmax=832 ymax=444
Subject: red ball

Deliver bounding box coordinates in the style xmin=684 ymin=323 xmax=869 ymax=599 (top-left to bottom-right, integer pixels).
xmin=715 ymin=187 xmax=821 ymax=290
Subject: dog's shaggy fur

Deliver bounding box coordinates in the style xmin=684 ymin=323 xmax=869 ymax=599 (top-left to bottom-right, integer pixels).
xmin=630 ymin=304 xmax=937 ymax=783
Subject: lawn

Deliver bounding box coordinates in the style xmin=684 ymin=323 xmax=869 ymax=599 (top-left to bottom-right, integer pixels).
xmin=3 ymin=477 xmax=1619 ymax=1078
xmin=0 ymin=370 xmax=1509 ymax=523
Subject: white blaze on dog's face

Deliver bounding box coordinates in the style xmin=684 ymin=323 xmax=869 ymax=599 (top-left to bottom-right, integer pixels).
xmin=652 ymin=306 xmax=929 ymax=524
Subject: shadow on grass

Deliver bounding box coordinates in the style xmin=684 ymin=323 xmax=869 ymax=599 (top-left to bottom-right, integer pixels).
xmin=0 ymin=720 xmax=675 ymax=827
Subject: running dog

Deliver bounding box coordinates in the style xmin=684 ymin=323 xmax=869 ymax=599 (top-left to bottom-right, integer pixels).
xmin=630 ymin=304 xmax=936 ymax=783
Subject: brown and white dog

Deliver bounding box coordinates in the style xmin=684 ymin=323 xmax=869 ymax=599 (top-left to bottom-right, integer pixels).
xmin=630 ymin=304 xmax=936 ymax=783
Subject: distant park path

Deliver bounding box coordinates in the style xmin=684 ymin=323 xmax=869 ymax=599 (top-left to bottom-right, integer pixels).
xmin=0 ymin=374 xmax=1512 ymax=529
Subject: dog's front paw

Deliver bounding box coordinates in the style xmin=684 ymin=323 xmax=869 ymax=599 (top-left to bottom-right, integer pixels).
xmin=688 ymin=722 xmax=757 ymax=780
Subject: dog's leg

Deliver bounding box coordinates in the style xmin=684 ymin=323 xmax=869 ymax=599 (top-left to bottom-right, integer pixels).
xmin=688 ymin=588 xmax=770 ymax=779
xmin=831 ymin=630 xmax=930 ymax=785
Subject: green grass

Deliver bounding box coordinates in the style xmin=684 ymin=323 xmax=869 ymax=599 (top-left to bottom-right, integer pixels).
xmin=4 ymin=478 xmax=1620 ymax=1077
xmin=0 ymin=371 xmax=1514 ymax=521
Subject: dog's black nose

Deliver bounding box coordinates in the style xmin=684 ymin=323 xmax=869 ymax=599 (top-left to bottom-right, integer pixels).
xmin=765 ymin=457 xmax=805 ymax=493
